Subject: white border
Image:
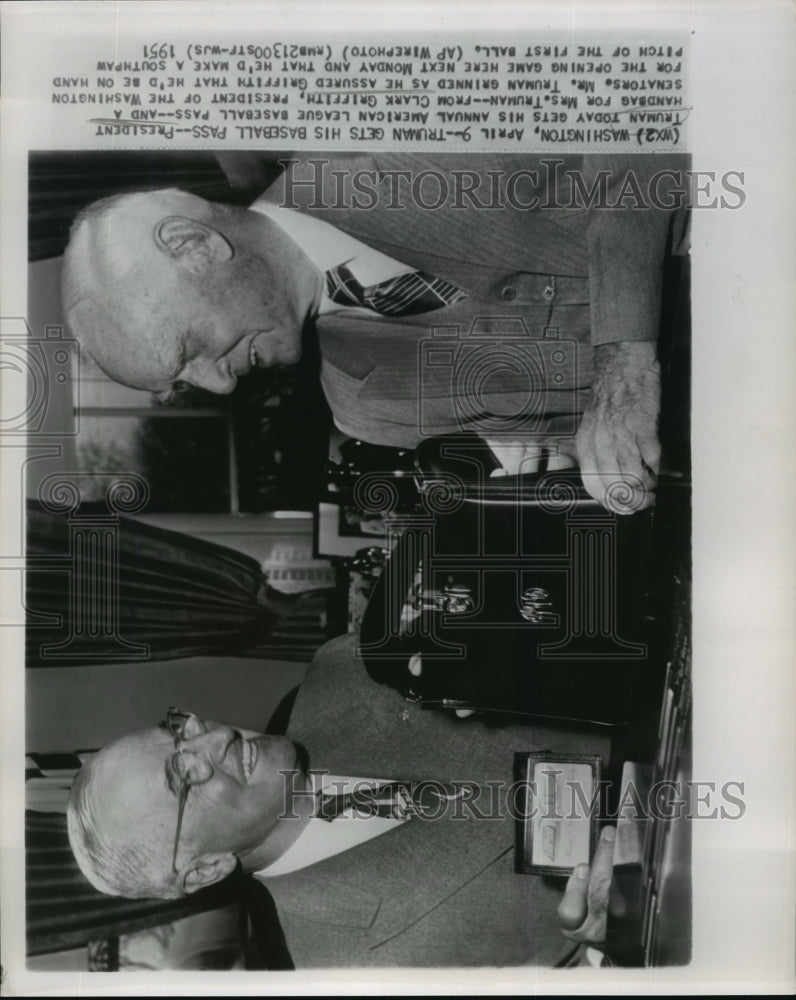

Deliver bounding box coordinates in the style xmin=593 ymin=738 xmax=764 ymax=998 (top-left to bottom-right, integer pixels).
xmin=1 ymin=1 xmax=794 ymax=995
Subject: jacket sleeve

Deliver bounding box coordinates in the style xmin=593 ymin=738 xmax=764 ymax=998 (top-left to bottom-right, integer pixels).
xmin=580 ymin=153 xmax=689 ymax=347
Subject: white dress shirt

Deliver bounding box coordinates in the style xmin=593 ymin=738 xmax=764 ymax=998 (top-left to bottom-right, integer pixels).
xmin=249 ymin=197 xmax=415 ymax=316
xmin=255 ymin=772 xmax=409 ymax=879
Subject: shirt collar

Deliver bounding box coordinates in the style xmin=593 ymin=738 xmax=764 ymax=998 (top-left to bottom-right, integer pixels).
xmin=255 ymin=772 xmax=406 ymax=879
xmin=249 ymin=199 xmax=414 ymax=315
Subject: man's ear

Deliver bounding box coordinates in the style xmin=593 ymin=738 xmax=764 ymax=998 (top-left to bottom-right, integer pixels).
xmin=180 ymin=851 xmax=238 ymax=894
xmin=153 ymin=215 xmax=234 ymax=275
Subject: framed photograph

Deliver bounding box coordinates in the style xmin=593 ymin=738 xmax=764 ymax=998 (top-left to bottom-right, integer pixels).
xmin=316 ymin=498 xmax=389 ymax=557
xmin=514 ymin=751 xmax=602 ymax=877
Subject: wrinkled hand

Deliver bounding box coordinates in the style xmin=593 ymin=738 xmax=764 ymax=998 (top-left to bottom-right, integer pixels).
xmin=558 ymin=826 xmax=623 ymax=946
xmin=576 ymin=341 xmax=661 ymax=514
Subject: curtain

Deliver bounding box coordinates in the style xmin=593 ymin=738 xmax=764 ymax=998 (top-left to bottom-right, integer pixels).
xmin=242 ymin=591 xmax=331 ymax=663
xmin=26 ymin=502 xmax=328 ymax=666
xmin=26 ymin=810 xmax=244 ymax=958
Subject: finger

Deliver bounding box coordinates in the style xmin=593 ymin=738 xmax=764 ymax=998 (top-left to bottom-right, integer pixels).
xmin=488 ymin=442 xmax=543 ymax=476
xmin=575 ymin=438 xmax=603 ymax=505
xmin=593 ymin=443 xmax=654 ymax=514
xmin=518 ymin=451 xmax=543 ymax=476
xmin=546 ymin=450 xmax=577 ymax=472
xmin=558 ymin=863 xmax=590 ymax=930
xmin=408 ymin=653 xmax=422 ymax=677
xmin=586 ymin=826 xmax=616 ymax=915
xmin=580 ymin=463 xmax=620 ymax=512
xmin=580 ymin=470 xmax=613 ymax=510
xmin=559 ymin=828 xmax=618 ymax=943
xmin=613 ymin=438 xmax=656 ymax=491
xmin=604 ymin=471 xmax=655 ymax=513
xmin=579 ymin=448 xmax=649 ymax=515
xmin=639 ymin=430 xmax=662 ymax=477
xmin=543 ymin=435 xmax=578 ymax=469
xmin=603 ymin=471 xmax=649 ymax=514
xmin=575 ymin=423 xmax=618 ymax=508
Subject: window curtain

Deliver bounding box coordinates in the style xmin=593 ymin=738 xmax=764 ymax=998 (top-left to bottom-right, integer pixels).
xmin=26 ymin=501 xmax=328 ymax=666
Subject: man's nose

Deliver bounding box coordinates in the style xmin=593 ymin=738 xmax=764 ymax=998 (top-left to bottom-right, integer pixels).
xmin=185 ymin=357 xmax=237 ymax=394
xmin=184 ymin=722 xmax=236 ymax=760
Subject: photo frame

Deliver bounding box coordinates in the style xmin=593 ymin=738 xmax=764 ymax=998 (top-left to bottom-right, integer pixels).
xmin=514 ymin=751 xmax=603 ymax=877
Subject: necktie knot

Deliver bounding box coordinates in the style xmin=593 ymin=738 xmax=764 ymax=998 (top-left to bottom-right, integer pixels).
xmin=325 ymin=262 xmax=466 ymax=317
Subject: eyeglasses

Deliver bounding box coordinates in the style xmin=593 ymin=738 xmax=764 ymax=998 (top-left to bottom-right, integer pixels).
xmin=164 ymin=707 xmax=212 ymax=873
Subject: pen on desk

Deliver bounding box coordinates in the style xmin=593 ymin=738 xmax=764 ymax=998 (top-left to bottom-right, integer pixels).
xmin=420 ymin=698 xmax=472 ymax=711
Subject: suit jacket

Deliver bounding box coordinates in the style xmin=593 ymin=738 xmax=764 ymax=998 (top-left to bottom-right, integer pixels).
xmin=260 ymin=153 xmax=689 ymax=448
xmin=260 ymin=634 xmax=610 ymax=967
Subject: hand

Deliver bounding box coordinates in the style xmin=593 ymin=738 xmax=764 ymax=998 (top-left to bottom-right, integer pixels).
xmin=483 ymin=438 xmax=578 ymax=478
xmin=558 ymin=826 xmax=623 ymax=946
xmin=575 ymin=341 xmax=661 ymax=514
xmin=408 ymin=653 xmax=476 ymax=718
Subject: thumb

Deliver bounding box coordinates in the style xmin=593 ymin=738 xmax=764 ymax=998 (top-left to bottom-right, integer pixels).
xmin=558 ymin=863 xmax=590 ymax=930
xmin=639 ymin=429 xmax=662 ymax=477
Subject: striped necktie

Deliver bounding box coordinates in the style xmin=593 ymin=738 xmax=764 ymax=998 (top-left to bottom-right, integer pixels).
xmin=325 ymin=262 xmax=466 ymax=317
xmin=316 ymin=780 xmax=472 ymax=821
xmin=317 ymin=781 xmax=416 ymax=822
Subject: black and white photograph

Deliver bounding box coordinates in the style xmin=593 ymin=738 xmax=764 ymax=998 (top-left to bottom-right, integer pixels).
xmin=1 ymin=2 xmax=793 ymax=995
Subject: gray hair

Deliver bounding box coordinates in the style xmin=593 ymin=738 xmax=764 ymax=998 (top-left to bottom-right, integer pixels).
xmin=67 ymin=756 xmax=182 ymax=900
xmin=60 ymin=188 xmax=232 ymax=380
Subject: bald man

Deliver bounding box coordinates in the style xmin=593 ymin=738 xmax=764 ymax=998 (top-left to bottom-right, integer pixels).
xmin=62 ymin=154 xmax=689 ymax=510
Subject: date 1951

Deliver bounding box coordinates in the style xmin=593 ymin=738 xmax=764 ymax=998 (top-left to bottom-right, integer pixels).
xmin=143 ymin=43 xmax=176 ymax=59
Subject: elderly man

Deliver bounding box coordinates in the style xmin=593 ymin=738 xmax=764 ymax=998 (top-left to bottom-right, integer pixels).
xmin=62 ymin=153 xmax=688 ymax=509
xmin=68 ymin=633 xmax=619 ymax=968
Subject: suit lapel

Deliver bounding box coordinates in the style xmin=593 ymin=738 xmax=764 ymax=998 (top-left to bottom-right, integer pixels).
xmin=263 ymin=153 xmax=588 ymax=277
xmin=361 ymin=783 xmax=515 ymax=952
xmin=279 ymin=635 xmax=610 ymax=956
xmin=265 ymin=865 xmax=384 ymax=929
xmin=316 ymin=295 xmax=585 ymax=407
xmin=329 ymin=200 xmax=587 ymax=279
xmin=266 ymin=774 xmax=515 ymax=945
xmin=263 ymin=155 xmax=591 ymax=414
xmin=281 ymin=636 xmax=531 ymax=944
xmin=317 ymin=306 xmax=463 ymax=401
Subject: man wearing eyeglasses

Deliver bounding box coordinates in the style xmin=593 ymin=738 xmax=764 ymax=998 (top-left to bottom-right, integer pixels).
xmin=67 ymin=634 xmax=619 ymax=968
